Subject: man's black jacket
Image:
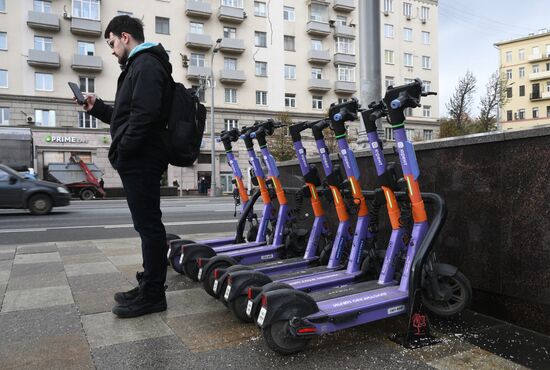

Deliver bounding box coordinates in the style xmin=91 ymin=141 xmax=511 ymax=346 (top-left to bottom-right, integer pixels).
xmin=90 ymin=44 xmax=172 ymax=170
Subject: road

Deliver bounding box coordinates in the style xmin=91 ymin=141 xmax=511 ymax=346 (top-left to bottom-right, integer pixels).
xmin=0 ymin=197 xmax=239 ymax=245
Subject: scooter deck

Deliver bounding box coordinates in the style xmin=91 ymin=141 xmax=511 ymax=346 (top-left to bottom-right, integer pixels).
xmin=243 ymin=257 xmax=317 ymax=274
xmin=286 ymin=269 xmax=363 ymax=291
xmin=268 ymin=264 xmax=344 ymax=282
xmin=309 ymin=279 xmax=395 ymax=302
xmin=211 ymin=241 xmax=266 ymax=253
xmin=197 ymin=236 xmax=237 ymax=248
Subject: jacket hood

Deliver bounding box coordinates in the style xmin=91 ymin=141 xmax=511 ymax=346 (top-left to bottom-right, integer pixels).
xmin=127 ymin=43 xmax=172 ymax=75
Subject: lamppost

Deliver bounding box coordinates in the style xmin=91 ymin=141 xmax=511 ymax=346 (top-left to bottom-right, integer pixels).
xmin=210 ymin=38 xmax=222 ymax=197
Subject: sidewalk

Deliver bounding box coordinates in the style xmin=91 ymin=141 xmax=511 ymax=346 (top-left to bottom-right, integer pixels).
xmin=0 ymin=235 xmax=548 ymax=369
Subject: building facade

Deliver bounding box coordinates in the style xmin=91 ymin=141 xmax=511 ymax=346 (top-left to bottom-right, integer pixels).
xmin=495 ymin=30 xmax=550 ymax=131
xmin=0 ymin=0 xmax=439 ymax=191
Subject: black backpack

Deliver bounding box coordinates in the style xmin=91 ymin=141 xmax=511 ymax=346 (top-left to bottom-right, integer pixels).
xmin=164 ymin=78 xmax=207 ymax=167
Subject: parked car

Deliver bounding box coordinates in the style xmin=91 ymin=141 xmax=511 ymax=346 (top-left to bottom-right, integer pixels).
xmin=0 ymin=164 xmax=71 ymax=215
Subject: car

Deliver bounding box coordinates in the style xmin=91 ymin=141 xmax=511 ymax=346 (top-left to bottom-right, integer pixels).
xmin=0 ymin=164 xmax=71 ymax=215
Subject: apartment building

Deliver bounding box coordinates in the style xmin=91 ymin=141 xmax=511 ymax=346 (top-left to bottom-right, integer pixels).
xmin=0 ymin=0 xmax=439 ymax=191
xmin=495 ymin=30 xmax=550 ymax=131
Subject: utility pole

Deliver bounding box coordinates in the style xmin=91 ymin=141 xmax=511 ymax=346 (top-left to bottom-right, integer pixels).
xmin=210 ymin=38 xmax=222 ymax=197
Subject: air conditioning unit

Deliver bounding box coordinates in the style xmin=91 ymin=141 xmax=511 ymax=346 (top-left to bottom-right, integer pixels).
xmin=26 ymin=116 xmax=34 ymax=123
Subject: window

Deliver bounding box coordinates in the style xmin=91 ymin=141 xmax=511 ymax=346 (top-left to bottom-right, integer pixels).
xmin=422 ymin=56 xmax=431 ymax=69
xmin=34 ymin=0 xmax=52 ymax=13
xmin=337 ymin=98 xmax=348 ymax=104
xmin=405 ymin=129 xmax=415 ymax=141
xmin=284 ymin=6 xmax=295 ymax=21
xmin=505 ymin=51 xmax=512 ymax=63
xmin=190 ymin=53 xmax=205 ymax=67
xmin=312 ymin=96 xmax=323 ymax=110
xmin=384 ymin=50 xmax=394 ymax=64
xmin=284 ymin=64 xmax=296 ymax=80
xmin=547 ymin=81 xmax=550 ymax=93
xmin=423 ymin=130 xmax=433 ymax=140
xmin=224 ymin=119 xmax=238 ymax=131
xmin=519 ymin=85 xmax=525 ymax=97
xmin=78 ymin=111 xmax=97 ymax=129
xmin=505 ymin=69 xmax=512 ymax=80
xmin=0 ymin=107 xmax=9 ymax=125
xmin=309 ymin=3 xmax=328 ymax=22
xmin=383 ymin=0 xmax=393 ymax=13
xmin=532 ymin=46 xmax=540 ymax=58
xmin=336 ymin=16 xmax=347 ymax=26
xmin=384 ymin=127 xmax=394 ymax=140
xmin=224 ymin=58 xmax=237 ymax=71
xmin=285 ymin=94 xmax=296 ymax=108
xmin=0 ymin=69 xmax=6 ymax=88
xmin=35 ymin=73 xmax=53 ymax=91
xmin=311 ymin=68 xmax=323 ymax=79
xmin=0 ymin=32 xmax=5 ymax=50
xmin=420 ymin=6 xmax=429 ymax=21
xmin=256 ymin=91 xmax=268 ymax=105
xmin=0 ymin=0 xmax=4 ymax=12
xmin=403 ymin=2 xmax=412 ymax=18
xmin=255 ymin=31 xmax=267 ymax=47
xmin=384 ymin=24 xmax=394 ymax=38
xmin=533 ymin=107 xmax=539 ymax=118
xmin=422 ymin=31 xmax=430 ymax=45
xmin=32 ymin=36 xmax=52 ymax=52
xmin=422 ymin=105 xmax=431 ymax=117
xmin=385 ymin=76 xmax=394 ymax=88
xmin=255 ymin=61 xmax=267 ymax=77
xmin=225 ymin=88 xmax=237 ymax=103
xmin=533 ymin=64 xmax=540 ymax=73
xmin=254 ymin=1 xmax=266 ymax=16
xmin=223 ymin=27 xmax=236 ymax=39
xmin=79 ymin=77 xmax=94 ymax=93
xmin=222 ymin=0 xmax=243 ymax=7
xmin=519 ymin=67 xmax=525 ymax=78
xmin=506 ymin=87 xmax=512 ymax=98
xmin=155 ymin=17 xmax=170 ymax=34
xmin=191 ymin=85 xmax=206 ymax=102
xmin=35 ymin=109 xmax=56 ymax=127
xmin=507 ymin=110 xmax=513 ymax=121
xmin=72 ymin=0 xmax=100 ymax=20
xmin=547 ymin=106 xmax=550 ymax=118
xmin=518 ymin=49 xmax=525 ymax=61
xmin=284 ymin=36 xmax=295 ymax=51
xmin=518 ymin=109 xmax=525 ymax=119
xmin=405 ymin=78 xmax=415 ymax=84
xmin=336 ymin=37 xmax=354 ymax=54
xmin=404 ymin=107 xmax=413 ymax=116
xmin=190 ymin=22 xmax=203 ymax=34
xmin=117 ymin=10 xmax=133 ymax=16
xmin=337 ymin=65 xmax=355 ymax=82
xmin=404 ymin=53 xmax=414 ymax=67
xmin=403 ymin=28 xmax=413 ymax=42
xmin=77 ymin=41 xmax=94 ymax=56
xmin=311 ymin=39 xmax=322 ymax=50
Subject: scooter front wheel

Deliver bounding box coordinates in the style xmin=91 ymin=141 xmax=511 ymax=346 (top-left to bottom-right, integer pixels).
xmin=422 ymin=270 xmax=472 ymax=317
xmin=262 ymin=320 xmax=311 ymax=355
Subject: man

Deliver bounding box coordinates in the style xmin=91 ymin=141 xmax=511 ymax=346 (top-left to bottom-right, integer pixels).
xmin=80 ymin=15 xmax=171 ymax=318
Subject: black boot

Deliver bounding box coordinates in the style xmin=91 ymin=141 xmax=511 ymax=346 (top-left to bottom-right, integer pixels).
xmin=112 ymin=280 xmax=167 ymax=318
xmin=113 ymin=272 xmax=143 ymax=304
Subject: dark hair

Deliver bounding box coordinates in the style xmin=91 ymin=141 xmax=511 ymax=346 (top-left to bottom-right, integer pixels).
xmin=104 ymin=15 xmax=144 ymax=43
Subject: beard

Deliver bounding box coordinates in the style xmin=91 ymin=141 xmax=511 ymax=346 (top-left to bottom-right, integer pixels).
xmin=117 ymin=49 xmax=129 ymax=65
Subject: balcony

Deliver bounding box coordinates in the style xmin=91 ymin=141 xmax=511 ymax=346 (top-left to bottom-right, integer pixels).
xmin=71 ymin=54 xmax=103 ymax=72
xmin=307 ymin=21 xmax=331 ymax=37
xmin=27 ymin=11 xmax=60 ymax=32
xmin=218 ymin=38 xmax=245 ymax=54
xmin=529 ymin=70 xmax=550 ymax=81
xmin=218 ymin=6 xmax=245 ymax=23
xmin=186 ymin=66 xmax=212 ymax=80
xmin=334 ymin=81 xmax=356 ymax=94
xmin=528 ymin=53 xmax=550 ymax=62
xmin=27 ymin=49 xmax=60 ymax=69
xmin=333 ymin=0 xmax=355 ymax=12
xmin=334 ymin=24 xmax=355 ymax=38
xmin=529 ymin=91 xmax=550 ymax=101
xmin=70 ymin=18 xmax=101 ymax=37
xmin=185 ymin=33 xmax=212 ymax=50
xmin=334 ymin=53 xmax=356 ymax=65
xmin=307 ymin=49 xmax=331 ymax=64
xmin=308 ymin=78 xmax=331 ymax=92
xmin=185 ymin=0 xmax=212 ymax=18
xmin=219 ymin=69 xmax=246 ymax=84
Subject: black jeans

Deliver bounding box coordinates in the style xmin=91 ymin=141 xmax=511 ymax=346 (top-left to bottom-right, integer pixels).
xmin=119 ymin=160 xmax=168 ymax=293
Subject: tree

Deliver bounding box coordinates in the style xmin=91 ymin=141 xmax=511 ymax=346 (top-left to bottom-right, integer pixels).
xmin=477 ymin=70 xmax=509 ymax=132
xmin=446 ymin=71 xmax=477 ymax=129
xmin=267 ymin=113 xmax=296 ymax=161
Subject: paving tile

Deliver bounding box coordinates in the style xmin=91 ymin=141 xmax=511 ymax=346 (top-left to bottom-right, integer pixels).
xmin=14 ymin=251 xmax=61 ymax=264
xmin=94 ymin=239 xmax=140 ymax=251
xmin=161 ymin=288 xmax=227 ymax=319
xmin=165 ymin=268 xmax=199 ymax=292
xmin=17 ymin=243 xmax=58 ymax=254
xmin=68 ymin=272 xmax=132 ymax=292
xmin=166 ymin=310 xmax=258 ymax=353
xmin=0 ymin=250 xmax=15 ymax=261
xmin=58 ymin=244 xmax=102 ymax=256
xmin=0 ymin=245 xmax=16 ymax=252
xmin=117 ymin=264 xmax=144 ymax=282
xmin=10 ymin=261 xmax=64 ymax=278
xmin=0 ymin=334 xmax=94 ymax=370
xmin=73 ymin=286 xmax=133 ymax=315
xmin=81 ymin=311 xmax=174 ymax=348
xmin=7 ymin=272 xmax=68 ymax=291
xmin=62 ymin=252 xmax=109 ymax=265
xmin=102 ymin=247 xmax=142 ymax=257
xmin=0 ymin=260 xmax=13 ymax=272
xmin=0 ymin=283 xmax=6 ymax=309
xmin=2 ymin=285 xmax=74 ymax=312
xmin=91 ymin=335 xmax=191 ymax=370
xmin=0 ymin=304 xmax=82 ymax=343
xmin=65 ymin=261 xmax=118 ymax=277
xmin=56 ymin=240 xmax=97 ymax=249
xmin=0 ymin=269 xmax=10 ymax=284
xmin=107 ymin=254 xmax=143 ymax=266
xmin=428 ymin=347 xmax=529 ymax=370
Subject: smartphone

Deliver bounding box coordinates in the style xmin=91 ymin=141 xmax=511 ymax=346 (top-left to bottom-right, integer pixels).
xmin=68 ymin=82 xmax=86 ymax=105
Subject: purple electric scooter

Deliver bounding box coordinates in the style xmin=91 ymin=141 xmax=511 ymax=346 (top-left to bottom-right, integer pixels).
xmin=256 ymin=81 xmax=471 ymax=355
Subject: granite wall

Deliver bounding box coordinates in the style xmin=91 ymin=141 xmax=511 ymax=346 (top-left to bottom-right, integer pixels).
xmin=277 ymin=126 xmax=550 ymax=335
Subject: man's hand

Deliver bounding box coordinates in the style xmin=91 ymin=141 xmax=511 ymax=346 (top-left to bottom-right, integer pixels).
xmin=75 ymin=94 xmax=96 ymax=112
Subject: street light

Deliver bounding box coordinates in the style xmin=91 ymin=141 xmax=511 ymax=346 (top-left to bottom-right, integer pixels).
xmin=210 ymin=38 xmax=222 ymax=197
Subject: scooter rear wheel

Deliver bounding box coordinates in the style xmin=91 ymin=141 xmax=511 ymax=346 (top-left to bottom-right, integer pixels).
xmin=262 ymin=320 xmax=311 ymax=355
xmin=202 ymin=260 xmax=234 ymax=298
xmin=229 ymin=294 xmax=253 ymax=323
xmin=422 ymin=271 xmax=472 ymax=317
